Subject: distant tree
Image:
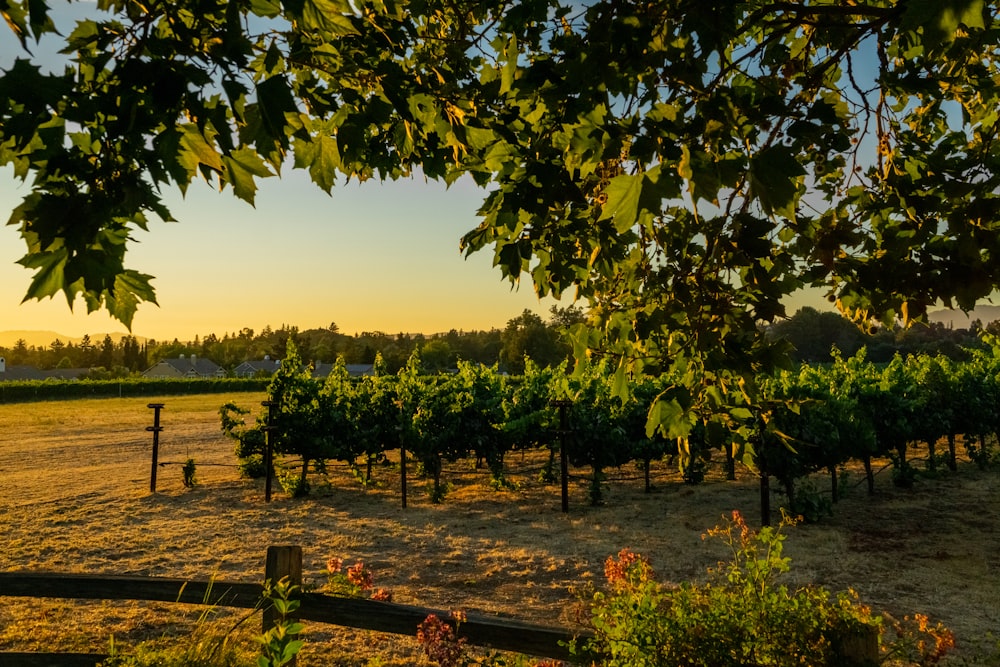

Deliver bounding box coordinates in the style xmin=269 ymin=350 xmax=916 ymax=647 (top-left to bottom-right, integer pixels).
xmin=500 ymin=309 xmax=562 ymax=375
xmin=97 ymin=335 xmax=115 ymax=369
xmin=767 ymin=307 xmax=867 ymax=363
xmin=548 ymin=305 xmax=587 ymax=330
xmin=420 ymin=339 xmax=455 ymax=373
xmin=9 ymin=339 xmax=28 ymax=365
xmin=79 ymin=334 xmax=96 ymax=366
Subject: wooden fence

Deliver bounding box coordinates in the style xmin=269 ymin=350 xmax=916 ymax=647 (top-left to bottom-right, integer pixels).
xmin=0 ymin=546 xmax=585 ymax=666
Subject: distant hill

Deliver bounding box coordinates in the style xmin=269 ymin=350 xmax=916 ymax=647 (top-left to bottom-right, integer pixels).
xmin=928 ymin=306 xmax=1000 ymax=329
xmin=0 ymin=330 xmax=143 ymax=348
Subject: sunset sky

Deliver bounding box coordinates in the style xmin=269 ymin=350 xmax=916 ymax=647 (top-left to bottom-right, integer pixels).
xmin=1 ymin=165 xmax=563 ymax=340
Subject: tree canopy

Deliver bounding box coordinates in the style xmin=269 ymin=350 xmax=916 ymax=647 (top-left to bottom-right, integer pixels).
xmin=2 ymin=0 xmax=998 ymax=436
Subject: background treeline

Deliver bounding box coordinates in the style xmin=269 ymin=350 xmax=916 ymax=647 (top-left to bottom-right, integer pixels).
xmin=0 ymin=307 xmax=585 ymax=376
xmin=4 ymin=306 xmax=995 ymax=377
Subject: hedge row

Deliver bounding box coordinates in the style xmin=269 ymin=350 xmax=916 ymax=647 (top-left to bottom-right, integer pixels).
xmin=0 ymin=377 xmax=271 ymax=403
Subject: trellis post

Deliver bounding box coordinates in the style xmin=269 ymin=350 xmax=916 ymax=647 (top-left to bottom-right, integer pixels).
xmin=551 ymin=399 xmax=572 ymax=513
xmin=146 ymin=403 xmax=165 ymax=493
xmin=262 ymin=400 xmax=277 ymax=502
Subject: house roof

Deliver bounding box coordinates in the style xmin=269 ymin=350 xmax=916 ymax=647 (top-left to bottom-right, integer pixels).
xmin=145 ymin=356 xmax=223 ymax=376
xmin=43 ymin=368 xmax=90 ymax=380
xmin=233 ymin=359 xmax=282 ymax=375
xmin=0 ymin=365 xmax=46 ymax=381
xmin=312 ymin=362 xmax=374 ymax=378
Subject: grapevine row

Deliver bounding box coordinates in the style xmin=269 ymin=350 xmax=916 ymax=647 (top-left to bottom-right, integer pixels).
xmin=220 ymin=339 xmax=1000 ymax=517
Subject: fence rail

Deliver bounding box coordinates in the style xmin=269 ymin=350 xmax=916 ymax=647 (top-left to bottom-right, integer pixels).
xmin=0 ymin=546 xmax=585 ymax=666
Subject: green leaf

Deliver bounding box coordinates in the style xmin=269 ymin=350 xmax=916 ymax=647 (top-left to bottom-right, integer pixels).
xmin=748 ymin=146 xmax=804 ymax=219
xmin=223 ymin=147 xmax=273 ymax=204
xmin=902 ymin=0 xmax=986 ymax=44
xmin=646 ymin=395 xmax=692 ymax=440
xmin=253 ymin=76 xmax=299 ymax=163
xmin=293 ymin=134 xmax=341 ymax=193
xmin=1 ymin=2 xmax=29 ymax=47
xmin=177 ymin=125 xmax=223 ymax=179
xmin=599 ymin=174 xmax=642 ymax=233
xmin=103 ymin=270 xmax=158 ymax=329
xmin=500 ymin=35 xmax=518 ymax=94
xmin=18 ymin=247 xmax=68 ymax=301
xmin=301 ymin=0 xmax=358 ymax=35
xmin=249 ymin=0 xmax=282 ymax=18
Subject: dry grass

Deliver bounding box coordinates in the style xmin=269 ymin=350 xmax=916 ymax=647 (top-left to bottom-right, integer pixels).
xmin=1 ymin=393 xmax=999 ymax=665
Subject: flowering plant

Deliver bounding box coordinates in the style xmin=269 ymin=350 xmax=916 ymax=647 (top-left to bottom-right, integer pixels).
xmin=325 ymin=556 xmax=392 ymax=602
xmin=573 ymin=511 xmax=953 ymax=667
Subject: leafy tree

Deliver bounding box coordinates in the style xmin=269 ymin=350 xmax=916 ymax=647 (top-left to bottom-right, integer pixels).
xmin=3 ymin=0 xmax=998 ymax=444
xmin=419 ymin=338 xmax=456 ymax=373
xmin=766 ymin=307 xmax=868 ymax=363
xmin=499 ymin=309 xmax=562 ymax=375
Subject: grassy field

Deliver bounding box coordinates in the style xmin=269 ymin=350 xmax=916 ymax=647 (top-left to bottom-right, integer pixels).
xmin=1 ymin=393 xmax=999 ymax=665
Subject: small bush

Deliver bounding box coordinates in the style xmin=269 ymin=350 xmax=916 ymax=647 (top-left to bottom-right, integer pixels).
xmin=572 ymin=511 xmax=953 ymax=667
xmin=182 ymin=459 xmax=197 ymax=488
xmin=788 ymin=478 xmax=833 ymax=523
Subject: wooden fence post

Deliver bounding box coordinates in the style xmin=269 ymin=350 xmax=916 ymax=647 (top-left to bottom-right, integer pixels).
xmin=146 ymin=403 xmax=165 ymax=493
xmin=263 ymin=546 xmax=302 ymax=630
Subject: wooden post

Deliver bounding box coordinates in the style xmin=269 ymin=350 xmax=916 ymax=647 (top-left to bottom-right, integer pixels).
xmin=400 ymin=445 xmax=408 ymax=509
xmin=760 ymin=470 xmax=771 ymax=527
xmin=262 ymin=400 xmax=277 ymax=503
xmin=146 ymin=404 xmax=165 ymax=493
xmin=263 ymin=545 xmax=302 ymax=633
xmin=551 ymin=399 xmax=572 ymax=513
xmin=833 ymin=623 xmax=879 ymax=666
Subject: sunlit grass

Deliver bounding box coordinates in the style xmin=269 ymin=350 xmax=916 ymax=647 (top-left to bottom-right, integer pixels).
xmin=1 ymin=394 xmax=998 ymax=663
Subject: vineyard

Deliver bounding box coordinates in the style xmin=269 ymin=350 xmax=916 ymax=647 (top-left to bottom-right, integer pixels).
xmin=3 ymin=343 xmax=1000 ymax=664
xmin=221 ymin=340 xmax=1000 ymax=523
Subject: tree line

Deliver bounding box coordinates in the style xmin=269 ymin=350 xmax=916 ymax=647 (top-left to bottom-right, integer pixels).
xmin=3 ymin=305 xmax=994 ymax=378
xmin=0 ymin=306 xmax=585 ymax=376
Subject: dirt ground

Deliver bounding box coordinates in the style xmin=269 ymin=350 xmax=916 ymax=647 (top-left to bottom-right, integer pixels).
xmin=1 ymin=393 xmax=999 ymax=665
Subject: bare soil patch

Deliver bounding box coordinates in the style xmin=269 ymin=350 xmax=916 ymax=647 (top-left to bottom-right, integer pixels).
xmin=1 ymin=393 xmax=999 ymax=665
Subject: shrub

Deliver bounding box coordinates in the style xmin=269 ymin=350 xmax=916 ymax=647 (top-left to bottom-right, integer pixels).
xmin=182 ymin=459 xmax=197 ymax=488
xmin=572 ymin=511 xmax=953 ymax=667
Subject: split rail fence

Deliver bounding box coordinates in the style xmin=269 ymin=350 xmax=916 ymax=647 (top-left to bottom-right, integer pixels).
xmin=0 ymin=545 xmax=583 ymax=666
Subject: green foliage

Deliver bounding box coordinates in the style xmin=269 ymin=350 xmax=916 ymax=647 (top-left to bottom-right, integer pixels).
xmin=787 ymin=478 xmax=833 ymax=524
xmin=276 ymin=467 xmax=310 ymax=498
xmin=965 ymin=436 xmax=1000 ymax=470
xmin=574 ymin=511 xmax=953 ymax=667
xmin=4 ymin=0 xmax=999 ymax=450
xmin=182 ymin=458 xmax=197 ymax=488
xmin=0 ymin=377 xmax=269 ymax=404
xmin=219 ymin=402 xmax=269 ymax=479
xmin=257 ymin=578 xmax=304 ymax=667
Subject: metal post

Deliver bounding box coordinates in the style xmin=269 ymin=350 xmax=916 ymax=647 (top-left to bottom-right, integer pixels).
xmin=262 ymin=400 xmax=277 ymax=503
xmin=147 ymin=403 xmax=165 ymax=493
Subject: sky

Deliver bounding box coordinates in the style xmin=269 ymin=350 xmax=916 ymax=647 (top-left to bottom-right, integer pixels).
xmin=1 ymin=166 xmax=563 ymax=340
xmin=0 ymin=2 xmax=563 ymax=341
